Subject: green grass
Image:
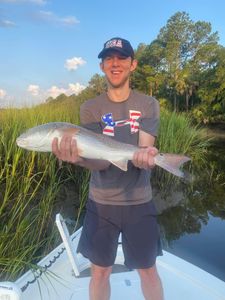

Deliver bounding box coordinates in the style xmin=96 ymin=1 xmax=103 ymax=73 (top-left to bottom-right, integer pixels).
xmin=0 ymin=102 xmax=82 ymax=280
xmin=157 ymin=111 xmax=210 ymax=160
xmin=154 ymin=110 xmax=211 ymax=189
xmin=0 ymin=103 xmax=210 ymax=281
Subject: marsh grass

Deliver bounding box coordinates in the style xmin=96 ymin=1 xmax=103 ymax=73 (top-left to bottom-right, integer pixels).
xmin=0 ymin=102 xmax=82 ymax=280
xmin=0 ymin=104 xmax=210 ymax=281
xmin=154 ymin=111 xmax=211 ymax=189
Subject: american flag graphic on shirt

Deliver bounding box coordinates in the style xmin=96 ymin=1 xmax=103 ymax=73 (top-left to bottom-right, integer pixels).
xmin=101 ymin=110 xmax=141 ymax=136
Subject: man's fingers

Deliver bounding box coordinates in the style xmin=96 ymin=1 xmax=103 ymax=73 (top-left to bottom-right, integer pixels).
xmin=70 ymin=139 xmax=79 ymax=162
xmin=147 ymin=146 xmax=158 ymax=156
xmin=137 ymin=149 xmax=145 ymax=167
xmin=52 ymin=137 xmax=60 ymax=156
xmin=52 ymin=135 xmax=82 ymax=164
xmin=133 ymin=147 xmax=157 ymax=169
xmin=133 ymin=149 xmax=148 ymax=169
xmin=59 ymin=136 xmax=70 ymax=159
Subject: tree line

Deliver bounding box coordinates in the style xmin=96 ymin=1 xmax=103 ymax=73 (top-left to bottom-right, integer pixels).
xmin=48 ymin=12 xmax=225 ymax=125
xmin=132 ymin=11 xmax=225 ymax=125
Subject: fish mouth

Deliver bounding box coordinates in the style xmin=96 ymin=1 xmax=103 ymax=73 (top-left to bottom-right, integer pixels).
xmin=16 ymin=138 xmax=42 ymax=151
xmin=16 ymin=138 xmax=28 ymax=148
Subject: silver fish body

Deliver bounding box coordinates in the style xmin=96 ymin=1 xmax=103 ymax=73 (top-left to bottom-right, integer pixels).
xmin=16 ymin=122 xmax=191 ymax=177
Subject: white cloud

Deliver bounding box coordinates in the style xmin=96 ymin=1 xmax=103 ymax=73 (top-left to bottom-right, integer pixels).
xmin=68 ymin=83 xmax=85 ymax=95
xmin=0 ymin=89 xmax=7 ymax=99
xmin=0 ymin=19 xmax=16 ymax=27
xmin=47 ymin=86 xmax=66 ymax=98
xmin=35 ymin=10 xmax=79 ymax=26
xmin=47 ymin=83 xmax=86 ymax=99
xmin=27 ymin=84 xmax=40 ymax=96
xmin=0 ymin=0 xmax=46 ymax=4
xmin=29 ymin=0 xmax=46 ymax=4
xmin=65 ymin=57 xmax=86 ymax=71
xmin=61 ymin=16 xmax=79 ymax=26
xmin=0 ymin=83 xmax=86 ymax=108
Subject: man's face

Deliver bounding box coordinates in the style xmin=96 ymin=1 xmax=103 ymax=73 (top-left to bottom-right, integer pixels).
xmin=100 ymin=50 xmax=137 ymax=89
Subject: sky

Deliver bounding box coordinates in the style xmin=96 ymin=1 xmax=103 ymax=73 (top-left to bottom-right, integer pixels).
xmin=0 ymin=0 xmax=225 ymax=108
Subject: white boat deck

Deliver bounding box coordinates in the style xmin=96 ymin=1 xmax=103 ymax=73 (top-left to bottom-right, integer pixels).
xmin=15 ymin=250 xmax=225 ymax=300
xmin=1 ymin=215 xmax=225 ymax=300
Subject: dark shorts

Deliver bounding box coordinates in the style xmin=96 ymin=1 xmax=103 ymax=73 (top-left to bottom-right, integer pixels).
xmin=77 ymin=199 xmax=162 ymax=269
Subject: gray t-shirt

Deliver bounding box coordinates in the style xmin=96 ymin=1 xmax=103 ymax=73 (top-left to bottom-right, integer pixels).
xmin=80 ymin=90 xmax=160 ymax=205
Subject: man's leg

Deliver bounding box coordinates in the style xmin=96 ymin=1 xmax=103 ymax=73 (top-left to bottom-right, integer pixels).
xmin=89 ymin=264 xmax=112 ymax=300
xmin=77 ymin=201 xmax=120 ymax=299
xmin=137 ymin=264 xmax=164 ymax=300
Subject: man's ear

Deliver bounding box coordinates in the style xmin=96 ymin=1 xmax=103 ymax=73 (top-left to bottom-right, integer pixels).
xmin=131 ymin=59 xmax=138 ymax=72
xmin=100 ymin=62 xmax=104 ymax=73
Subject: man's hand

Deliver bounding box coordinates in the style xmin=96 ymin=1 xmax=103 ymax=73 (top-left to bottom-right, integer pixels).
xmin=52 ymin=136 xmax=83 ymax=164
xmin=132 ymin=146 xmax=158 ymax=169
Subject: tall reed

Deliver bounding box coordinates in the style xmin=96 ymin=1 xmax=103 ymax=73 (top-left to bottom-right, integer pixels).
xmin=154 ymin=110 xmax=211 ymax=189
xmin=0 ymin=101 xmax=82 ymax=280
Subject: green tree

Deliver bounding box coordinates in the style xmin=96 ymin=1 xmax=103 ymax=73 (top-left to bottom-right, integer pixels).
xmin=132 ymin=12 xmax=219 ymax=112
xmin=157 ymin=12 xmax=218 ymax=111
xmin=193 ymin=46 xmax=225 ymax=123
xmin=88 ymin=74 xmax=107 ymax=95
xmin=132 ymin=39 xmax=165 ymax=96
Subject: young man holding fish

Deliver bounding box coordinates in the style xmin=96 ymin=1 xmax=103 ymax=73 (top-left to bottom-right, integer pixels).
xmin=52 ymin=37 xmax=164 ymax=300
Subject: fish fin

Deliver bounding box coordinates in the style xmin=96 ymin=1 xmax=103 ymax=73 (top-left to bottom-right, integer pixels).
xmin=162 ymin=154 xmax=191 ymax=168
xmin=157 ymin=162 xmax=192 ymax=182
xmin=156 ymin=154 xmax=191 ymax=178
xmin=109 ymin=159 xmax=128 ymax=171
xmin=156 ymin=162 xmax=184 ymax=177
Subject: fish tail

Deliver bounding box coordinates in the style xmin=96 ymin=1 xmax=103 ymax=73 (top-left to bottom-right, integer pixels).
xmin=155 ymin=154 xmax=191 ymax=179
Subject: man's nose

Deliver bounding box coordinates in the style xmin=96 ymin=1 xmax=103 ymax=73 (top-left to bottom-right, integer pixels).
xmin=111 ymin=56 xmax=120 ymax=66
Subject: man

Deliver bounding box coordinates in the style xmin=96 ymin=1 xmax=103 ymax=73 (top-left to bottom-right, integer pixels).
xmin=52 ymin=37 xmax=164 ymax=300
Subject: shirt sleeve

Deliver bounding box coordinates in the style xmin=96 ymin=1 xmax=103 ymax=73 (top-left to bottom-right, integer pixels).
xmin=139 ymin=97 xmax=160 ymax=137
xmin=80 ymin=101 xmax=102 ymax=134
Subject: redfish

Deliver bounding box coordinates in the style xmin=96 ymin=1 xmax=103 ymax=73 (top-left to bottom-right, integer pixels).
xmin=16 ymin=122 xmax=191 ymax=178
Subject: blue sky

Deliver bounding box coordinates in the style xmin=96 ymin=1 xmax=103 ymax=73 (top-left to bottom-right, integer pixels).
xmin=0 ymin=0 xmax=225 ymax=107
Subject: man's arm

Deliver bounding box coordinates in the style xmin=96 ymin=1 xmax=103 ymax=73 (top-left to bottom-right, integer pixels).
xmin=52 ymin=136 xmax=110 ymax=171
xmin=132 ymin=129 xmax=158 ymax=169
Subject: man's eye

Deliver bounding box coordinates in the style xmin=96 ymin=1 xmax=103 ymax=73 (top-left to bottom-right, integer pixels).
xmin=104 ymin=56 xmax=127 ymax=61
xmin=118 ymin=56 xmax=127 ymax=60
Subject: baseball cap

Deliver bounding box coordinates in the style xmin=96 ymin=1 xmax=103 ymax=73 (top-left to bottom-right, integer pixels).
xmin=98 ymin=37 xmax=134 ymax=59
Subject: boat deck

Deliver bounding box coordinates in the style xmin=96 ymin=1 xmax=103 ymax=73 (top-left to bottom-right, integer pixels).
xmin=14 ymin=227 xmax=225 ymax=300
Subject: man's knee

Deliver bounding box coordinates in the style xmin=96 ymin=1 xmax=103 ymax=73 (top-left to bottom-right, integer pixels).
xmin=91 ymin=264 xmax=112 ymax=282
xmin=138 ymin=264 xmax=160 ymax=284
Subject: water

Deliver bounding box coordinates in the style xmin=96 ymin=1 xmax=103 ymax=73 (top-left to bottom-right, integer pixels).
xmin=165 ymin=214 xmax=225 ymax=281
xmin=156 ymin=132 xmax=225 ymax=282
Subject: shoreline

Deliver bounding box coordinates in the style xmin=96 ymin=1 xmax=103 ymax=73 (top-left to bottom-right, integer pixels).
xmin=205 ymin=126 xmax=225 ymax=140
